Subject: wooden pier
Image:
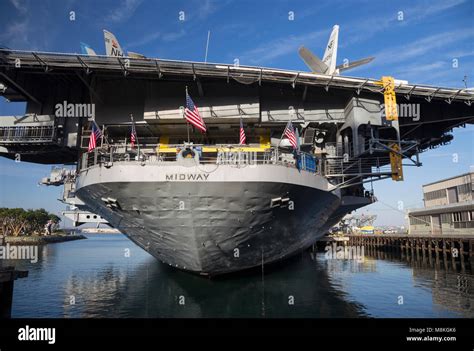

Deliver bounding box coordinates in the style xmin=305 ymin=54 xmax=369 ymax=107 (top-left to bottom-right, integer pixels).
xmin=0 ymin=233 xmax=29 ymax=318
xmin=347 ymin=234 xmax=474 ymax=272
xmin=0 ymin=266 xmax=28 ymax=318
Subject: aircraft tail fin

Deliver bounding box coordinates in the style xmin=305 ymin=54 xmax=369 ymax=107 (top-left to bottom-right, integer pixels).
xmin=80 ymin=42 xmax=97 ymax=56
xmin=322 ymin=25 xmax=339 ymax=74
xmin=336 ymin=56 xmax=375 ymax=73
xmin=103 ymin=30 xmax=124 ymax=57
xmin=298 ymin=46 xmax=328 ymax=74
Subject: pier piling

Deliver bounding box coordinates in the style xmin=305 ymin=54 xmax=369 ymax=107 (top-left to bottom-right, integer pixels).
xmin=339 ymin=235 xmax=474 ymax=272
xmin=0 ymin=267 xmax=28 ymax=318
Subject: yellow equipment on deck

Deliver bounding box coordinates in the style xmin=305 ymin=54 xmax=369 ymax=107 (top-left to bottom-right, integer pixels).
xmin=381 ymin=76 xmax=398 ymax=121
xmin=377 ymin=76 xmax=404 ymax=181
xmin=389 ymin=143 xmax=404 ymax=181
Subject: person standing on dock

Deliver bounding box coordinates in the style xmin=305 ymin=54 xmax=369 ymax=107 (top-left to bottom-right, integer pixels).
xmin=44 ymin=220 xmax=53 ymax=236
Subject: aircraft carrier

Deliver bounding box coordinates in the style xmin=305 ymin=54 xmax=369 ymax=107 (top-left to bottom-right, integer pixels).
xmin=0 ymin=37 xmax=473 ymax=274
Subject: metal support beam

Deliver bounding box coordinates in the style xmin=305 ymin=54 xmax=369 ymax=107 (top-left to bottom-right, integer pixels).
xmin=302 ymin=85 xmax=308 ymax=102
xmin=154 ymin=60 xmax=162 ymax=78
xmin=75 ymin=71 xmax=103 ymax=104
xmin=325 ymin=75 xmax=335 ymax=92
xmin=356 ymin=79 xmax=369 ymax=95
xmin=292 ymin=73 xmax=299 ymax=89
xmin=117 ymin=58 xmax=128 ymax=76
xmin=446 ymin=89 xmax=462 ymax=104
xmin=237 ymin=104 xmax=247 ymax=117
xmin=76 ymin=55 xmax=91 ymax=75
xmin=425 ymin=87 xmax=440 ymax=102
xmin=0 ymin=72 xmax=41 ymax=105
xmin=32 ymin=52 xmax=49 ymax=72
xmin=196 ymin=79 xmax=204 ymax=97
xmin=405 ymin=85 xmax=417 ymax=100
xmin=12 ymin=113 xmax=42 ymax=124
xmin=192 ymin=63 xmax=196 ymax=80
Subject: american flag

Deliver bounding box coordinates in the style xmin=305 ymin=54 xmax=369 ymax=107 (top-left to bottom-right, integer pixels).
xmin=284 ymin=121 xmax=297 ymax=149
xmin=130 ymin=120 xmax=137 ymax=148
xmin=88 ymin=121 xmax=102 ymax=152
xmin=185 ymin=91 xmax=206 ymax=133
xmin=239 ymin=118 xmax=246 ymax=145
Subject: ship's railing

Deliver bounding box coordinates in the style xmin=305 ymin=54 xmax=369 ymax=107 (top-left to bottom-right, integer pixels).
xmin=324 ymin=156 xmax=392 ymax=177
xmin=79 ymin=143 xmax=320 ymax=174
xmin=0 ymin=125 xmax=56 ymax=143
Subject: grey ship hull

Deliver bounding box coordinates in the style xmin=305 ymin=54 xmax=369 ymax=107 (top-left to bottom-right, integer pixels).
xmin=75 ymin=163 xmax=359 ymax=275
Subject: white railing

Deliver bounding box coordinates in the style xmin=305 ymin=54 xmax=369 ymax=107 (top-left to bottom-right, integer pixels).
xmin=0 ymin=125 xmax=55 ymax=143
xmin=79 ymin=143 xmax=320 ymax=174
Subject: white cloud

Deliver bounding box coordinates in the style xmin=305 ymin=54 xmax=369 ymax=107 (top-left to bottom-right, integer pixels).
xmin=127 ymin=29 xmax=186 ymax=49
xmin=0 ymin=19 xmax=29 ymax=47
xmin=373 ymin=28 xmax=474 ymax=67
xmin=407 ymin=0 xmax=466 ymax=21
xmin=9 ymin=0 xmax=28 ymax=14
xmin=162 ymin=30 xmax=186 ymax=42
xmin=105 ymin=0 xmax=143 ymax=23
xmin=238 ymin=29 xmax=328 ymax=65
xmin=447 ymin=49 xmax=474 ymax=59
xmin=394 ymin=61 xmax=445 ymax=77
xmin=341 ymin=0 xmax=466 ymax=47
xmin=194 ymin=0 xmax=232 ymax=20
xmin=197 ymin=0 xmax=215 ymax=20
xmin=126 ymin=31 xmax=162 ymax=48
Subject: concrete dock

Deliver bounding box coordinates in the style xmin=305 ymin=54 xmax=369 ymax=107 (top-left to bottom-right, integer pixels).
xmin=4 ymin=234 xmax=86 ymax=245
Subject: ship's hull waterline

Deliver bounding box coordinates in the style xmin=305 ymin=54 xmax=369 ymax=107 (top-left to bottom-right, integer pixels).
xmin=75 ymin=163 xmax=344 ymax=275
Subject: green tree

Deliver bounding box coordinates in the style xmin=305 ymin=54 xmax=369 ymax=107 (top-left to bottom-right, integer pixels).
xmin=0 ymin=207 xmax=61 ymax=236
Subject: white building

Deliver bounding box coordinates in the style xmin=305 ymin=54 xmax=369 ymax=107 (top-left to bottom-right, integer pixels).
xmin=408 ymin=172 xmax=474 ymax=235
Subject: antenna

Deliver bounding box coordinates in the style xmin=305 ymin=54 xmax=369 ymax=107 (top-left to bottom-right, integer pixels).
xmin=204 ymin=30 xmax=211 ymax=63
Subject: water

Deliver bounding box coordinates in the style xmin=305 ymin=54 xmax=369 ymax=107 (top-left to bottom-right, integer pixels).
xmin=6 ymin=234 xmax=473 ymax=318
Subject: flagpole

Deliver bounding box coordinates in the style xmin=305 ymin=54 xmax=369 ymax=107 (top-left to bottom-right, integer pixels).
xmin=278 ymin=120 xmax=290 ymax=148
xmin=100 ymin=123 xmax=105 ymax=148
xmin=295 ymin=127 xmax=301 ymax=154
xmin=130 ymin=114 xmax=140 ymax=157
xmin=185 ymin=86 xmax=190 ymax=144
xmin=204 ymin=30 xmax=211 ymax=63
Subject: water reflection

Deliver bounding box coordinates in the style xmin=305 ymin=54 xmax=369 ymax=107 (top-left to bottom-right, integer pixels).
xmin=59 ymin=252 xmax=366 ymax=318
xmin=359 ymin=248 xmax=473 ymax=317
xmin=7 ymin=234 xmax=474 ymax=318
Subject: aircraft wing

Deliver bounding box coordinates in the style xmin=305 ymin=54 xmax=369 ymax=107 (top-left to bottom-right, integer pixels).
xmin=128 ymin=51 xmax=146 ymax=59
xmin=298 ymin=46 xmax=328 ymax=74
xmin=336 ymin=57 xmax=374 ymax=72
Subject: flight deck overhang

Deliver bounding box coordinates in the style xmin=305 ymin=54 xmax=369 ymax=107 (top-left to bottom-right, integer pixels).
xmin=0 ymin=49 xmax=473 ymax=105
xmin=0 ymin=49 xmax=473 ymax=166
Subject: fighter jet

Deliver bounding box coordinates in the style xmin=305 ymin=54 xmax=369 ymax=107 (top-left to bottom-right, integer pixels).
xmin=298 ymin=25 xmax=374 ymax=75
xmin=80 ymin=30 xmax=145 ymax=58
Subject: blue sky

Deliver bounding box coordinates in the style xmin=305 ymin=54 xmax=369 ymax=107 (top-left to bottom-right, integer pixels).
xmin=0 ymin=0 xmax=473 ymax=226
